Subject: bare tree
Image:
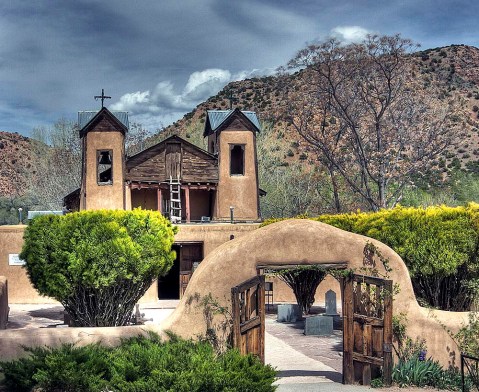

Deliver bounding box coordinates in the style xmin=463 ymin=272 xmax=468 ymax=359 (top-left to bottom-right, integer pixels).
xmin=283 ymin=35 xmax=465 ymax=211
xmin=29 ymin=119 xmax=82 ymax=209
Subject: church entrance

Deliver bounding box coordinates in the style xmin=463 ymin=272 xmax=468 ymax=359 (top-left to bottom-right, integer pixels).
xmin=158 ymin=242 xmax=203 ymax=300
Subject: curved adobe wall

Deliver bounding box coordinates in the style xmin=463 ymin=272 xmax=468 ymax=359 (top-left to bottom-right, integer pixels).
xmin=163 ymin=219 xmax=468 ymax=367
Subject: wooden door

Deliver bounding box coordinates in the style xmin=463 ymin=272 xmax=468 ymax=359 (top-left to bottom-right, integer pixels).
xmin=343 ymin=274 xmax=393 ymax=386
xmin=231 ymin=275 xmax=265 ymax=363
xmin=179 ymin=243 xmax=203 ymax=299
xmin=165 ymin=143 xmax=181 ymax=179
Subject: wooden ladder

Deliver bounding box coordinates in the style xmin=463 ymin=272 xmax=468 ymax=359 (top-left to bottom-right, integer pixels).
xmin=169 ymin=176 xmax=182 ymax=224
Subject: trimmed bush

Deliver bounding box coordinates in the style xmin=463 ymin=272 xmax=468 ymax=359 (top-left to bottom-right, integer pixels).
xmin=0 ymin=334 xmax=277 ymax=392
xmin=20 ymin=209 xmax=176 ymax=326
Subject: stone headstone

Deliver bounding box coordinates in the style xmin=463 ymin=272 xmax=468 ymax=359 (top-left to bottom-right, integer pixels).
xmin=277 ymin=304 xmax=301 ymax=322
xmin=304 ymin=315 xmax=334 ymax=336
xmin=325 ymin=289 xmax=338 ymax=316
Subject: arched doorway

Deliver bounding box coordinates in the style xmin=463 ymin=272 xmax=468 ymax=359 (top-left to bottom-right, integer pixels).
xmin=161 ymin=219 xmax=460 ymax=376
xmin=230 ymin=271 xmax=393 ymax=386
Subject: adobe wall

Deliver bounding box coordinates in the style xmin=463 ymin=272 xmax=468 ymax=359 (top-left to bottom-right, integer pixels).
xmin=0 ymin=219 xmax=468 ymax=367
xmin=163 ymin=219 xmax=469 ymax=368
xmin=0 ymin=276 xmax=8 ymax=329
xmin=0 ymin=223 xmax=260 ymax=304
xmin=0 ymin=225 xmax=56 ymax=304
xmin=0 ymin=323 xmax=156 ymax=361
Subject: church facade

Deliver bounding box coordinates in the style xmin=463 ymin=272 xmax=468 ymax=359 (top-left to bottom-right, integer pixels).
xmin=64 ymin=107 xmax=262 ymax=223
xmin=63 ymin=106 xmax=264 ymax=299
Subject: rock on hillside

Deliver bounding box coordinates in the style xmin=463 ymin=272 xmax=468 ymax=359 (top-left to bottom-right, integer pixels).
xmin=0 ymin=132 xmax=41 ymax=197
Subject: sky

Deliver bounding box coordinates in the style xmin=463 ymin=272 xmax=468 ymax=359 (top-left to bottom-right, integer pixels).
xmin=2 ymin=0 xmax=479 ymax=137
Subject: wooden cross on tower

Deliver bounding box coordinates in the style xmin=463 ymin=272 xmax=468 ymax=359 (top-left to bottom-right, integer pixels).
xmin=226 ymin=91 xmax=238 ymax=110
xmin=94 ymin=89 xmax=111 ymax=108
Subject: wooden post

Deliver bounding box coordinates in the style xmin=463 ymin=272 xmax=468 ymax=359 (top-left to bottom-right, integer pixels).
xmin=258 ymin=275 xmax=265 ymax=363
xmin=231 ymin=287 xmax=241 ymax=352
xmin=157 ymin=188 xmax=163 ymax=214
xmin=383 ymin=279 xmax=393 ymax=386
xmin=342 ymin=277 xmax=354 ymax=384
xmin=184 ymin=186 xmax=190 ymax=223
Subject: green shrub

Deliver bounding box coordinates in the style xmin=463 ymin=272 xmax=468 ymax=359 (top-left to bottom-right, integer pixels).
xmin=20 ymin=209 xmax=176 ymax=326
xmin=1 ymin=334 xmax=277 ymax=392
xmin=261 ymin=205 xmax=479 ymax=311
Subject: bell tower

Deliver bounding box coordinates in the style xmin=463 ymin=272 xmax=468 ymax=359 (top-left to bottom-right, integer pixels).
xmin=204 ymin=109 xmax=261 ymax=221
xmin=78 ymin=107 xmax=128 ymax=210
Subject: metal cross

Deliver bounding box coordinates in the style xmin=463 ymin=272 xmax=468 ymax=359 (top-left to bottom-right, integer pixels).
xmin=94 ymin=89 xmax=111 ymax=108
xmin=226 ymin=91 xmax=238 ymax=109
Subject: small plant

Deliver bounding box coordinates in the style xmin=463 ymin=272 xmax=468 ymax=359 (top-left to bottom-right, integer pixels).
xmin=186 ymin=292 xmax=234 ymax=354
xmin=393 ymin=355 xmax=443 ymax=387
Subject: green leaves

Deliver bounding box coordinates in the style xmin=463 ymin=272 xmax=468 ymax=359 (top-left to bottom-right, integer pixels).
xmin=20 ymin=209 xmax=176 ymax=326
xmin=1 ymin=335 xmax=277 ymax=392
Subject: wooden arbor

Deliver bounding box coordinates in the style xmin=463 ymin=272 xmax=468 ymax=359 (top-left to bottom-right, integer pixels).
xmin=231 ymin=272 xmax=393 ymax=386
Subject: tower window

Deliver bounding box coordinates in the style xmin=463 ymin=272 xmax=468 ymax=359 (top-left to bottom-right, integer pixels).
xmin=230 ymin=144 xmax=244 ymax=175
xmin=97 ymin=150 xmax=113 ymax=184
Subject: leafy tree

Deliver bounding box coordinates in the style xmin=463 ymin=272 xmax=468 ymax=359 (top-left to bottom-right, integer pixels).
xmin=282 ymin=34 xmax=465 ymax=211
xmin=0 ymin=194 xmax=40 ymax=225
xmin=270 ymin=266 xmax=327 ymax=314
xmin=20 ymin=209 xmax=176 ymax=326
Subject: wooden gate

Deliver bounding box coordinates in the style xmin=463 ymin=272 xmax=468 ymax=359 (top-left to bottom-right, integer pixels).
xmin=343 ymin=274 xmax=393 ymax=386
xmin=231 ymin=275 xmax=265 ymax=363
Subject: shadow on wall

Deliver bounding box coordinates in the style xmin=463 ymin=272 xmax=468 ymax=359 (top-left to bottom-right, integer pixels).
xmin=0 ymin=276 xmax=9 ymax=329
xmin=161 ymin=219 xmax=470 ymax=368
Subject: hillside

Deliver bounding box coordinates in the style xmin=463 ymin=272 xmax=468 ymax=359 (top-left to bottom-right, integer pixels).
xmin=0 ymin=132 xmax=42 ymax=197
xmin=3 ymin=44 xmax=479 ymax=208
xmin=153 ymin=44 xmax=479 ymax=171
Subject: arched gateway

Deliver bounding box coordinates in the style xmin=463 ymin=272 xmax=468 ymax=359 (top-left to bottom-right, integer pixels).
xmin=162 ymin=219 xmax=469 ymax=380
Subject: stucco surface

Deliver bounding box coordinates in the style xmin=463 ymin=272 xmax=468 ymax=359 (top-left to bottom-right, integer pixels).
xmin=0 ymin=225 xmax=57 ymax=304
xmin=216 ymin=130 xmax=259 ymax=220
xmin=0 ymin=323 xmax=159 ymax=360
xmin=0 ymin=223 xmax=259 ymax=303
xmin=81 ymin=131 xmax=125 ymax=210
xmin=163 ymin=219 xmax=468 ymax=367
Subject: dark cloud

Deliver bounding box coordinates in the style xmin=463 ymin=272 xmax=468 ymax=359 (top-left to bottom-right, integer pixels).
xmin=1 ymin=1 xmax=478 ymax=136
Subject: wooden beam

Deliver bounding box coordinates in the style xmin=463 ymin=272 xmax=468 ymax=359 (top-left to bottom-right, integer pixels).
xmin=257 ymin=262 xmax=348 ymax=270
xmin=157 ymin=188 xmax=162 ymax=213
xmin=185 ymin=185 xmax=190 ymax=223
xmin=343 ymin=276 xmax=354 ymax=384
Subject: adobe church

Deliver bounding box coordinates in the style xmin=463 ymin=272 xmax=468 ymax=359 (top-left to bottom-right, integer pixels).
xmin=64 ymin=106 xmax=262 ymax=223
xmin=63 ymin=105 xmax=264 ymax=300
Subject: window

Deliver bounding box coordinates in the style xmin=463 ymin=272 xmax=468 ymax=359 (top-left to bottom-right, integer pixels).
xmin=230 ymin=144 xmax=244 ymax=175
xmin=97 ymin=150 xmax=113 ymax=184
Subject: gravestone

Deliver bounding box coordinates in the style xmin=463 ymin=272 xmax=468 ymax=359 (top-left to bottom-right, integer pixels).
xmin=304 ymin=315 xmax=334 ymax=335
xmin=325 ymin=289 xmax=338 ymax=316
xmin=277 ymin=304 xmax=301 ymax=322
